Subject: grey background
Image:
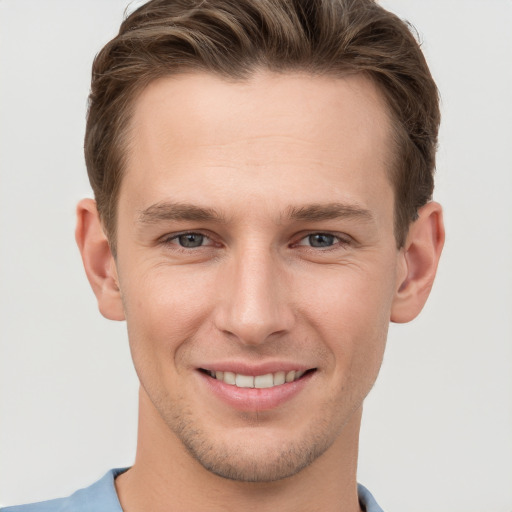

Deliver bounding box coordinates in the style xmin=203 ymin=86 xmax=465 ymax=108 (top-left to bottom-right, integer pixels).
xmin=1 ymin=1 xmax=511 ymax=510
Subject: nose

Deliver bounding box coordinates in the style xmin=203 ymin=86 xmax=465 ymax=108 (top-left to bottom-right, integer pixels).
xmin=214 ymin=247 xmax=295 ymax=346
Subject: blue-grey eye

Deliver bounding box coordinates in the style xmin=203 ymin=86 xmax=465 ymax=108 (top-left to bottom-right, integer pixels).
xmin=178 ymin=233 xmax=204 ymax=248
xmin=308 ymin=233 xmax=336 ymax=247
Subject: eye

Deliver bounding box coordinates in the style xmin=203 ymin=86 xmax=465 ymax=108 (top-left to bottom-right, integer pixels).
xmin=165 ymin=232 xmax=211 ymax=248
xmin=177 ymin=233 xmax=205 ymax=248
xmin=306 ymin=233 xmax=335 ymax=248
xmin=295 ymin=232 xmax=351 ymax=249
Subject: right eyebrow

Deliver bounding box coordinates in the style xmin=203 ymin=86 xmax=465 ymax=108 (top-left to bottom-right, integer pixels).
xmin=137 ymin=201 xmax=228 ymax=225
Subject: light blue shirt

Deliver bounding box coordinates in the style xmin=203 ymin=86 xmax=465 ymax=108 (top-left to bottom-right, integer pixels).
xmin=1 ymin=469 xmax=384 ymax=512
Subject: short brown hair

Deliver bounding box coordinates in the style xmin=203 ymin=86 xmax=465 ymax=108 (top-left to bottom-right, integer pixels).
xmin=85 ymin=0 xmax=440 ymax=251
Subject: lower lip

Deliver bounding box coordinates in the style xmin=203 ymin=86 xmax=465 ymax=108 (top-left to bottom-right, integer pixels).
xmin=199 ymin=371 xmax=314 ymax=411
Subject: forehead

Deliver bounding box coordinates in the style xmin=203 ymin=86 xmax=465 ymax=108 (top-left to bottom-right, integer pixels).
xmin=122 ymin=71 xmax=394 ymax=224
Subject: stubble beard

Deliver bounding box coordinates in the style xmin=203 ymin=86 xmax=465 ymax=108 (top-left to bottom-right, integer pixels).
xmin=155 ymin=394 xmax=341 ymax=483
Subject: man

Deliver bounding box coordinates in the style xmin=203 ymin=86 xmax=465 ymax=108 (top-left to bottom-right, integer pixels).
xmin=2 ymin=0 xmax=444 ymax=510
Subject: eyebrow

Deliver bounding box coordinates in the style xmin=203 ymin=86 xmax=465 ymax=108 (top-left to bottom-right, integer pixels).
xmin=137 ymin=201 xmax=374 ymax=225
xmin=138 ymin=201 xmax=227 ymax=224
xmin=285 ymin=203 xmax=374 ymax=223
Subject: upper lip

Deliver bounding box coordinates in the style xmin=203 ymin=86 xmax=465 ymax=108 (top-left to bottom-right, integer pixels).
xmin=198 ymin=362 xmax=316 ymax=376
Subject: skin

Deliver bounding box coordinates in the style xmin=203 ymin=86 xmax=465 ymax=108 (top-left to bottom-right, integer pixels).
xmin=76 ymin=71 xmax=444 ymax=512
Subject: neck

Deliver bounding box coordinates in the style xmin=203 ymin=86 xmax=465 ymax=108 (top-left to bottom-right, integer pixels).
xmin=115 ymin=388 xmax=363 ymax=512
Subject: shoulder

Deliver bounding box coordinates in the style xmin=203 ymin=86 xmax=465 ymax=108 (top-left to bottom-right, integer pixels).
xmin=358 ymin=483 xmax=385 ymax=512
xmin=1 ymin=498 xmax=67 ymax=512
xmin=0 ymin=468 xmax=128 ymax=512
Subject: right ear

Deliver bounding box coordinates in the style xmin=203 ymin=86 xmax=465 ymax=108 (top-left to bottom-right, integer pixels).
xmin=75 ymin=198 xmax=125 ymax=321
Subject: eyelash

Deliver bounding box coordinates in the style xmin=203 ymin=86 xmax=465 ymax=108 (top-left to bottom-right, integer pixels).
xmin=293 ymin=232 xmax=352 ymax=250
xmin=160 ymin=231 xmax=352 ymax=251
xmin=160 ymin=231 xmax=217 ymax=250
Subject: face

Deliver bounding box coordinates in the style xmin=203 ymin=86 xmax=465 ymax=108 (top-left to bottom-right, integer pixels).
xmin=114 ymin=71 xmax=405 ymax=482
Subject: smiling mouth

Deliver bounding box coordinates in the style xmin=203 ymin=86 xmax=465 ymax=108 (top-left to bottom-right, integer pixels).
xmin=199 ymin=369 xmax=316 ymax=389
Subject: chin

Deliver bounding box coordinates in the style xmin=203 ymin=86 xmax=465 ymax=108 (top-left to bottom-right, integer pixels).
xmin=185 ymin=434 xmax=330 ymax=483
xmin=167 ymin=409 xmax=338 ymax=483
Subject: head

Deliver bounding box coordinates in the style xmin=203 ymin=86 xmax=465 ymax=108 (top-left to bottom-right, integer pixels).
xmin=85 ymin=0 xmax=440 ymax=254
xmin=77 ymin=0 xmax=444 ymax=486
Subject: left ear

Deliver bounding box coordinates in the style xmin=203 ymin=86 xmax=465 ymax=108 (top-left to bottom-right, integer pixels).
xmin=391 ymin=201 xmax=445 ymax=323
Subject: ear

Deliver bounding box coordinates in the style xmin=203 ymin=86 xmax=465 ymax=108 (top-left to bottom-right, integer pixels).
xmin=391 ymin=201 xmax=445 ymax=323
xmin=75 ymin=198 xmax=125 ymax=321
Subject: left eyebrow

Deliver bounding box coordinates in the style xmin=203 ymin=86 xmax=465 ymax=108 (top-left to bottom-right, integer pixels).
xmin=137 ymin=201 xmax=228 ymax=225
xmin=284 ymin=202 xmax=375 ymax=223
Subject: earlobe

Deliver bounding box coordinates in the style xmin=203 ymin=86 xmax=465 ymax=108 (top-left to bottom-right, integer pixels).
xmin=75 ymin=198 xmax=125 ymax=321
xmin=391 ymin=202 xmax=445 ymax=323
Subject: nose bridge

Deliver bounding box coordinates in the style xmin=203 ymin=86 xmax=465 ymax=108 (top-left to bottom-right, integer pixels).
xmin=216 ymin=242 xmax=292 ymax=345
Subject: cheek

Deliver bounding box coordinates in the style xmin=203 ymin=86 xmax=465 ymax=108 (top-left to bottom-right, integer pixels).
xmin=121 ymin=266 xmax=216 ymax=374
xmin=294 ymin=264 xmax=394 ymax=373
xmin=296 ymin=262 xmax=395 ymax=326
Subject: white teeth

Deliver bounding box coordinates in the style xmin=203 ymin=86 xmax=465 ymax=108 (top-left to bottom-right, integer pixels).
xmin=207 ymin=369 xmax=308 ymax=388
xmin=273 ymin=371 xmax=285 ymax=386
xmin=235 ymin=374 xmax=254 ymax=388
xmin=223 ymin=371 xmax=236 ymax=385
xmin=254 ymin=373 xmax=274 ymax=389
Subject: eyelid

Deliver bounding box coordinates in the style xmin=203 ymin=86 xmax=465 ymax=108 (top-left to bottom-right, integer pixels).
xmin=157 ymin=230 xmax=352 ymax=250
xmin=160 ymin=230 xmax=218 ymax=247
xmin=293 ymin=231 xmax=353 ymax=248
